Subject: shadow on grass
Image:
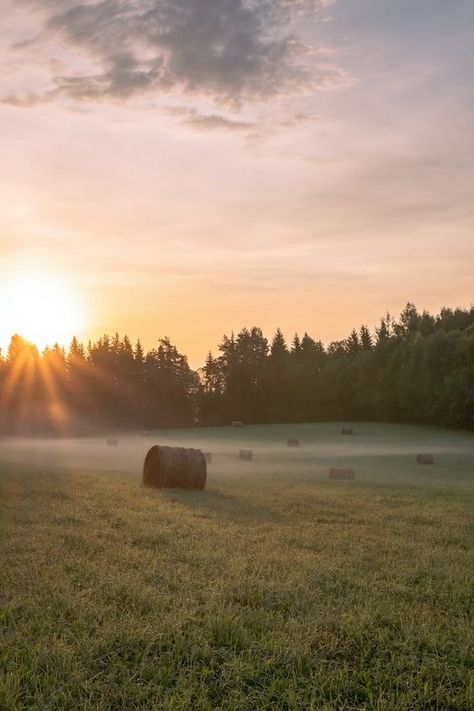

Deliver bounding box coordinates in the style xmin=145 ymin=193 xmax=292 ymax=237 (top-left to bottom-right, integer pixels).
xmin=159 ymin=486 xmax=282 ymax=524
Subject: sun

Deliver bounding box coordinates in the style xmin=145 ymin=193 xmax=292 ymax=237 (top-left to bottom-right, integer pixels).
xmin=0 ymin=268 xmax=86 ymax=351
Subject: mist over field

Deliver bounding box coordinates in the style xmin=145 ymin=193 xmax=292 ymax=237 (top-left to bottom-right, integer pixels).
xmin=1 ymin=422 xmax=473 ymax=486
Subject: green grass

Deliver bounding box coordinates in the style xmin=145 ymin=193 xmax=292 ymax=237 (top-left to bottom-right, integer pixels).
xmin=1 ymin=423 xmax=473 ymax=710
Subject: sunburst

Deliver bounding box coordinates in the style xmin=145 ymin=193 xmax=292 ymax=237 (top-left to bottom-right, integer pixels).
xmin=0 ymin=267 xmax=85 ymax=350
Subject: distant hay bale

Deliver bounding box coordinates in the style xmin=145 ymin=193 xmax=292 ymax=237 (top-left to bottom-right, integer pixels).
xmin=232 ymin=420 xmax=244 ymax=428
xmin=141 ymin=430 xmax=151 ymax=437
xmin=239 ymin=449 xmax=253 ymax=461
xmin=106 ymin=437 xmax=119 ymax=447
xmin=416 ymin=453 xmax=434 ymax=465
xmin=287 ymin=438 xmax=300 ymax=447
xmin=204 ymin=452 xmax=212 ymax=464
xmin=341 ymin=427 xmax=353 ymax=435
xmin=329 ymin=467 xmax=355 ymax=480
xmin=143 ymin=445 xmax=207 ymax=490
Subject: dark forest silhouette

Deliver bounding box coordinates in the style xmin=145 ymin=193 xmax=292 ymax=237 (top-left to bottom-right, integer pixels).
xmin=0 ymin=303 xmax=473 ymax=435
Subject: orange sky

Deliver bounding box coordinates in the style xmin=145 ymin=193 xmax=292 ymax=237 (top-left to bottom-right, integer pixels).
xmin=1 ymin=0 xmax=473 ymax=365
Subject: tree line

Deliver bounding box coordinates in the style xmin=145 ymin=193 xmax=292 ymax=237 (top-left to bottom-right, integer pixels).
xmin=0 ymin=303 xmax=473 ymax=435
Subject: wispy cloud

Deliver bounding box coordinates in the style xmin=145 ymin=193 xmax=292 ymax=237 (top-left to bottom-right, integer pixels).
xmin=180 ymin=112 xmax=255 ymax=133
xmin=164 ymin=105 xmax=321 ymax=137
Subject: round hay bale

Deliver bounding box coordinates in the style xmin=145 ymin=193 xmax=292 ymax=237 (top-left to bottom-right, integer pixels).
xmin=329 ymin=467 xmax=355 ymax=480
xmin=287 ymin=438 xmax=300 ymax=447
xmin=239 ymin=449 xmax=253 ymax=461
xmin=232 ymin=420 xmax=244 ymax=428
xmin=143 ymin=446 xmax=207 ymax=490
xmin=106 ymin=437 xmax=119 ymax=447
xmin=141 ymin=430 xmax=151 ymax=437
xmin=204 ymin=452 xmax=212 ymax=464
xmin=341 ymin=427 xmax=353 ymax=435
xmin=416 ymin=453 xmax=434 ymax=465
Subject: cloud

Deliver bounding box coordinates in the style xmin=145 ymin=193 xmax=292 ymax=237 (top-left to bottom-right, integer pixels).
xmin=166 ymin=104 xmax=256 ymax=132
xmin=164 ymin=105 xmax=322 ymax=139
xmin=0 ymin=91 xmax=46 ymax=107
xmin=7 ymin=0 xmax=346 ymax=107
xmin=181 ymin=112 xmax=254 ymax=133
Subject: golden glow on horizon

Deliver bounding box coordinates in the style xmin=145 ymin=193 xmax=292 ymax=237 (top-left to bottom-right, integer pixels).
xmin=0 ymin=268 xmax=85 ymax=351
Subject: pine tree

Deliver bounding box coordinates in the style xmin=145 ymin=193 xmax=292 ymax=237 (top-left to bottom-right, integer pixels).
xmin=270 ymin=329 xmax=288 ymax=358
xmin=345 ymin=329 xmax=360 ymax=356
xmin=292 ymin=333 xmax=301 ymax=353
xmin=359 ymin=325 xmax=373 ymax=351
xmin=376 ymin=317 xmax=391 ymax=346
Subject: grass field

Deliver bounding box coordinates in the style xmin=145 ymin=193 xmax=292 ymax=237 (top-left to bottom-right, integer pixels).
xmin=1 ymin=423 xmax=473 ymax=710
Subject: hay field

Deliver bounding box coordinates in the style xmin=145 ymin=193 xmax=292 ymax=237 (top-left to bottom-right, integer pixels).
xmin=1 ymin=423 xmax=473 ymax=710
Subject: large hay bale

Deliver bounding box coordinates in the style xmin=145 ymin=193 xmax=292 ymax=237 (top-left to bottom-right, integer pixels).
xmin=416 ymin=453 xmax=434 ymax=465
xmin=239 ymin=449 xmax=253 ymax=461
xmin=106 ymin=437 xmax=119 ymax=447
xmin=143 ymin=446 xmax=207 ymax=490
xmin=232 ymin=420 xmax=243 ymax=428
xmin=341 ymin=427 xmax=353 ymax=435
xmin=287 ymin=438 xmax=300 ymax=447
xmin=329 ymin=467 xmax=355 ymax=480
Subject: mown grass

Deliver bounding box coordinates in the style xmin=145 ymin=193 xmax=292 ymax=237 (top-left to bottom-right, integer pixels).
xmin=1 ymin=424 xmax=473 ymax=710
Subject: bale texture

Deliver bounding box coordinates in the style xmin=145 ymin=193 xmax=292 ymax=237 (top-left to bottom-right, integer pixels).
xmin=342 ymin=427 xmax=353 ymax=435
xmin=239 ymin=449 xmax=253 ymax=461
xmin=329 ymin=468 xmax=355 ymax=480
xmin=143 ymin=445 xmax=207 ymax=490
xmin=232 ymin=421 xmax=243 ymax=428
xmin=416 ymin=453 xmax=434 ymax=465
xmin=287 ymin=438 xmax=300 ymax=447
xmin=106 ymin=437 xmax=119 ymax=447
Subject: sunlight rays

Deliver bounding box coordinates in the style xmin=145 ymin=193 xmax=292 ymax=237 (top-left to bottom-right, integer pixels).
xmin=39 ymin=348 xmax=72 ymax=435
xmin=0 ymin=338 xmax=39 ymax=433
xmin=0 ymin=337 xmax=71 ymax=435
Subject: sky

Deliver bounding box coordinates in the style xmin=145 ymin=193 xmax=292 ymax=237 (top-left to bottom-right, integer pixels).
xmin=0 ymin=0 xmax=473 ymax=365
